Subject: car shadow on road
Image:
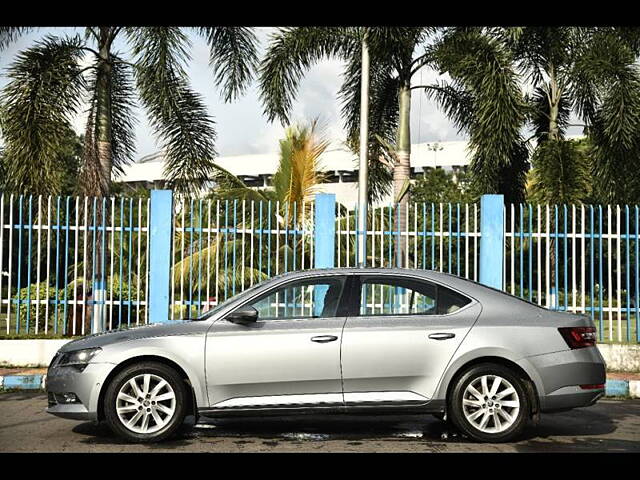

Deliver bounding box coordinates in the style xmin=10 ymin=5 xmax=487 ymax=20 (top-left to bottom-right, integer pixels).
xmin=70 ymin=401 xmax=637 ymax=450
xmin=72 ymin=416 xmax=199 ymax=449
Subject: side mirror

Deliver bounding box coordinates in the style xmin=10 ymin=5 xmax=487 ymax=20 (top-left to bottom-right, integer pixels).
xmin=226 ymin=306 xmax=258 ymax=325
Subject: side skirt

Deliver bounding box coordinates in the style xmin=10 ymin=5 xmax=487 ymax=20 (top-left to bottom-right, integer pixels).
xmin=198 ymin=400 xmax=446 ymax=419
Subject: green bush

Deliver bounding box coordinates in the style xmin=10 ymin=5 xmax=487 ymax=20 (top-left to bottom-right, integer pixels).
xmin=8 ymin=274 xmax=148 ymax=335
xmin=14 ymin=282 xmax=70 ymax=334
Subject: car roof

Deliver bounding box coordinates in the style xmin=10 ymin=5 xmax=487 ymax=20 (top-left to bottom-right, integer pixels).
xmin=269 ymin=267 xmax=503 ymax=303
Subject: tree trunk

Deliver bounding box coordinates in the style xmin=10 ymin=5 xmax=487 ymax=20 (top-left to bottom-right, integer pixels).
xmin=89 ymin=28 xmax=114 ymax=331
xmin=547 ymin=64 xmax=561 ymax=307
xmin=95 ymin=29 xmax=113 ymax=197
xmin=393 ymin=83 xmax=411 ymax=267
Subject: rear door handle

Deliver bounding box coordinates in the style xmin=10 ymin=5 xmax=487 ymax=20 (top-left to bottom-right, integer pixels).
xmin=311 ymin=335 xmax=338 ymax=343
xmin=428 ymin=333 xmax=455 ymax=340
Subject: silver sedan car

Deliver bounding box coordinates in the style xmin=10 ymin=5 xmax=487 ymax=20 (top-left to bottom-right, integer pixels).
xmin=46 ymin=268 xmax=606 ymax=443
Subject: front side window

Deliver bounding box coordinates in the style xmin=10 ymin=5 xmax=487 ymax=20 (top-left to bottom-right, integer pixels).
xmin=358 ymin=276 xmax=471 ymax=317
xmin=247 ymin=277 xmax=345 ymax=320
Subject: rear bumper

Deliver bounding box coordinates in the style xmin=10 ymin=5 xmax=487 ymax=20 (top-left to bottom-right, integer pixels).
xmin=540 ymin=385 xmax=605 ymax=412
xmin=525 ymin=346 xmax=606 ymax=413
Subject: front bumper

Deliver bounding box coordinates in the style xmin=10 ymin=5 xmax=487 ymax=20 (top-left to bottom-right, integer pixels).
xmin=525 ymin=346 xmax=606 ymax=413
xmin=45 ymin=362 xmax=115 ymax=421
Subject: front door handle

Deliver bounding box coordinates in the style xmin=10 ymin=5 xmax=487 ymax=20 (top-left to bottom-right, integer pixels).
xmin=428 ymin=332 xmax=456 ymax=340
xmin=311 ymin=335 xmax=338 ymax=343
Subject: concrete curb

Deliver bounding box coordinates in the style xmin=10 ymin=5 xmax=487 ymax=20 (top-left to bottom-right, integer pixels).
xmin=0 ymin=374 xmax=45 ymax=390
xmin=1 ymin=374 xmax=639 ymax=399
xmin=606 ymin=379 xmax=630 ymax=397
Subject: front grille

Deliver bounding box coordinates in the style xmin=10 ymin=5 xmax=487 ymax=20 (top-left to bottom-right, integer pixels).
xmin=47 ymin=392 xmax=57 ymax=407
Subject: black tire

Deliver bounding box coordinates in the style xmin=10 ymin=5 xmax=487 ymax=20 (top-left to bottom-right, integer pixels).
xmin=448 ymin=363 xmax=530 ymax=443
xmin=104 ymin=362 xmax=189 ymax=443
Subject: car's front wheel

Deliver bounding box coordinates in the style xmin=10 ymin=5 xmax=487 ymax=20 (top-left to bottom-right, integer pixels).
xmin=448 ymin=363 xmax=530 ymax=443
xmin=104 ymin=362 xmax=188 ymax=443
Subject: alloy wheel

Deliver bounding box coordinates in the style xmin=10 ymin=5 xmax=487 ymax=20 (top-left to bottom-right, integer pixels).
xmin=461 ymin=374 xmax=520 ymax=434
xmin=115 ymin=373 xmax=177 ymax=434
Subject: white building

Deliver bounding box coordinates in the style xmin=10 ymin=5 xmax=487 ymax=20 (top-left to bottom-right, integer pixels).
xmin=116 ymin=140 xmax=473 ymax=206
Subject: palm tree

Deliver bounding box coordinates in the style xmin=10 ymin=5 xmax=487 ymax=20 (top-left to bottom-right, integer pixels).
xmin=259 ymin=27 xmax=418 ymax=208
xmin=0 ymin=27 xmax=259 ymax=329
xmin=484 ymin=27 xmax=640 ymax=304
xmin=258 ymin=27 xmax=527 ymax=265
xmin=494 ymin=27 xmax=640 ymax=204
xmin=0 ymin=27 xmax=259 ymax=197
xmin=212 ymin=119 xmax=328 ymax=224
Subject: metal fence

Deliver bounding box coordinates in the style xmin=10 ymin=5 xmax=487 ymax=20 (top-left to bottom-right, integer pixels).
xmin=336 ymin=202 xmax=480 ymax=281
xmin=169 ymin=197 xmax=315 ymax=319
xmin=1 ymin=189 xmax=638 ymax=344
xmin=504 ymin=203 xmax=640 ymax=343
xmin=0 ymin=194 xmax=150 ymax=336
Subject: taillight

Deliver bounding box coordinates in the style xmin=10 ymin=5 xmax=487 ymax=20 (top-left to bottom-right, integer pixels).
xmin=580 ymin=384 xmax=605 ymax=390
xmin=558 ymin=326 xmax=597 ymax=349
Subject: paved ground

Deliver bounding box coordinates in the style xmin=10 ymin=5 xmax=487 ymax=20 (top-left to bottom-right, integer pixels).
xmin=0 ymin=392 xmax=638 ymax=452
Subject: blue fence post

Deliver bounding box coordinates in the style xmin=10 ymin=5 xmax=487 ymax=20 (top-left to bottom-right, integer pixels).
xmin=314 ymin=193 xmax=336 ymax=269
xmin=479 ymin=194 xmax=504 ymax=290
xmin=149 ymin=190 xmax=173 ymax=324
xmin=314 ymin=194 xmax=336 ymax=316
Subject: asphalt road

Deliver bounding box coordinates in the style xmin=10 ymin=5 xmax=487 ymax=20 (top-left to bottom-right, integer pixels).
xmin=0 ymin=392 xmax=638 ymax=452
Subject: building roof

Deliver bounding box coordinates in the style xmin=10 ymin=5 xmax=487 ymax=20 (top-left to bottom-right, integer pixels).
xmin=114 ymin=140 xmax=473 ymax=183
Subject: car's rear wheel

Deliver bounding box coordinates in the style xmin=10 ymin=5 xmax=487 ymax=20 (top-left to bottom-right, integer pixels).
xmin=448 ymin=363 xmax=530 ymax=443
xmin=104 ymin=362 xmax=188 ymax=443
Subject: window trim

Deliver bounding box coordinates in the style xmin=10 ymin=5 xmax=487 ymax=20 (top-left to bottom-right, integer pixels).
xmin=346 ymin=274 xmax=475 ymax=319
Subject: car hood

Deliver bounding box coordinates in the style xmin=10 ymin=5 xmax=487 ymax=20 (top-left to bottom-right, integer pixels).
xmin=59 ymin=320 xmax=210 ymax=352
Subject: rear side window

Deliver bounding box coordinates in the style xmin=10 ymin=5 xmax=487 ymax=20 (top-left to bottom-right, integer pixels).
xmin=356 ymin=276 xmax=471 ymax=317
xmin=437 ymin=286 xmax=472 ymax=314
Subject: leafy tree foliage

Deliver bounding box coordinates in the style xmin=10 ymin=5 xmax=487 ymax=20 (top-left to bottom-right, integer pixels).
xmin=0 ymin=27 xmax=258 ymax=196
xmin=411 ymin=168 xmax=475 ymax=204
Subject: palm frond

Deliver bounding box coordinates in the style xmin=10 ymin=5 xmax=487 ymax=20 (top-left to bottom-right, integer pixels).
xmin=339 ymin=55 xmax=399 ymax=203
xmin=129 ymin=27 xmax=218 ymax=195
xmin=527 ymin=139 xmax=592 ymax=204
xmin=272 ymin=120 xmax=328 ymax=207
xmin=0 ymin=35 xmax=88 ymax=195
xmin=81 ymin=56 xmax=137 ymax=194
xmin=422 ymin=80 xmax=475 ymax=134
xmin=109 ymin=58 xmax=138 ymax=175
xmin=208 ymin=163 xmax=272 ymax=203
xmin=432 ymin=29 xmax=528 ymax=202
xmin=0 ymin=27 xmax=33 ymax=50
xmin=196 ymin=27 xmax=259 ymax=102
xmin=258 ymin=27 xmax=359 ymax=124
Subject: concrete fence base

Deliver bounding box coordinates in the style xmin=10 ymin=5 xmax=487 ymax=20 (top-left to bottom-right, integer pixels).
xmin=0 ymin=340 xmax=71 ymax=367
xmin=596 ymin=343 xmax=640 ymax=372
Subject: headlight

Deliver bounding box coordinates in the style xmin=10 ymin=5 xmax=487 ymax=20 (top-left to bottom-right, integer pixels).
xmin=57 ymin=347 xmax=102 ymax=369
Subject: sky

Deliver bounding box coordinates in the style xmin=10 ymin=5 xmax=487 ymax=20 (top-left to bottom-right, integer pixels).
xmin=0 ymin=27 xmax=470 ymax=160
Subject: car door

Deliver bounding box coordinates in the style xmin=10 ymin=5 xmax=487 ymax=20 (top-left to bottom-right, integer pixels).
xmin=340 ymin=274 xmax=481 ymax=406
xmin=205 ymin=274 xmax=348 ymax=410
